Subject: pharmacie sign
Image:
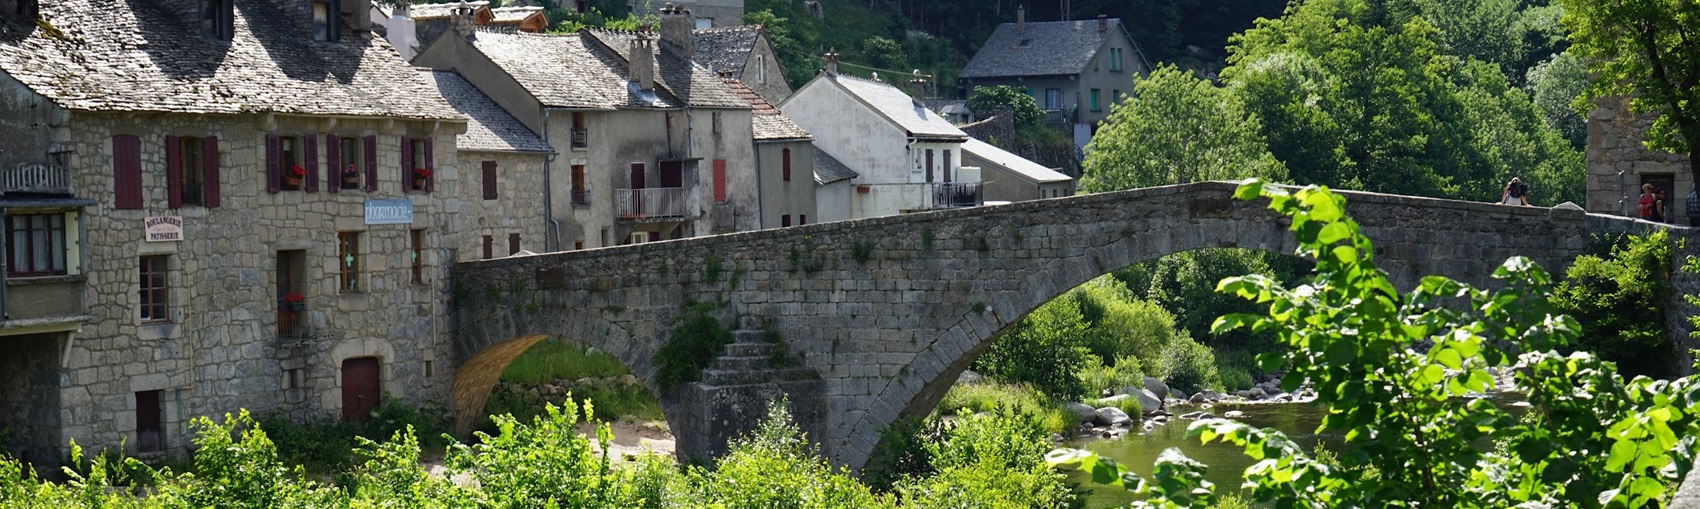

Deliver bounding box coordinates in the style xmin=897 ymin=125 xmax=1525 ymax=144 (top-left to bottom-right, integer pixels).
xmin=144 ymin=216 xmax=183 ymax=242
xmin=364 ymin=199 xmax=414 ymax=225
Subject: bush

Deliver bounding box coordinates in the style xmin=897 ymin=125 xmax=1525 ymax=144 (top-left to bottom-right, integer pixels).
xmin=1095 ymin=394 xmax=1144 ymax=417
xmin=501 ymin=339 xmax=635 ymax=384
xmin=1550 ymin=229 xmax=1675 ymax=378
xmin=1212 ymin=348 xmax=1260 ymax=391
xmin=936 ymin=383 xmax=1079 ymax=435
xmin=1079 ymin=355 xmax=1146 ymax=397
xmin=1160 ymin=335 xmax=1220 ymax=394
xmin=898 ymin=412 xmax=1075 ymax=509
xmin=653 ymin=302 xmax=734 ymax=391
xmin=690 ymin=402 xmax=891 ymax=509
xmin=260 ymin=397 xmax=449 ymax=475
xmin=973 ymin=298 xmax=1090 ymax=399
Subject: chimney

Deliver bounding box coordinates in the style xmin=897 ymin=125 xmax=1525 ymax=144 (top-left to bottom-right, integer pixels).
xmin=389 ymin=1 xmax=419 ymax=61
xmin=1017 ymin=5 xmax=1025 ymax=33
xmin=630 ymin=34 xmax=656 ymax=90
xmin=450 ymin=1 xmax=476 ymax=40
xmin=659 ymin=3 xmax=693 ymax=59
xmin=824 ymin=50 xmax=839 ymax=76
xmin=908 ymin=77 xmax=926 ymax=105
xmin=1097 ymin=14 xmax=1107 ymax=32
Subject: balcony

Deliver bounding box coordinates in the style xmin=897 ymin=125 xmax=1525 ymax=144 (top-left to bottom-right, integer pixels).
xmin=571 ymin=185 xmax=592 ymax=206
xmin=932 ymin=182 xmax=986 ymax=209
xmin=0 ymin=275 xmax=87 ymax=336
xmin=616 ymin=187 xmax=694 ymax=222
xmin=2 ymin=162 xmax=71 ymax=195
xmin=571 ymin=128 xmax=588 ymax=150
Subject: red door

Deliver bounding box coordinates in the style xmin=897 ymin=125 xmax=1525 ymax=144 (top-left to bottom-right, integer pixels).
xmin=629 ymin=163 xmax=646 ymax=216
xmin=341 ymin=357 xmax=380 ymax=421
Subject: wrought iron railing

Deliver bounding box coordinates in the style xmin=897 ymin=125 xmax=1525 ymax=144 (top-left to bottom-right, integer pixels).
xmin=615 ymin=187 xmax=692 ymax=220
xmin=572 ymin=185 xmax=592 ymax=206
xmin=932 ymin=182 xmax=986 ymax=209
xmin=2 ymin=162 xmax=71 ymax=194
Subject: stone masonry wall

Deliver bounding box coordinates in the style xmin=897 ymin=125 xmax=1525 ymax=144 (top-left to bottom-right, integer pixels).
xmin=451 ymin=150 xmax=549 ymax=261
xmin=454 ymin=181 xmax=1692 ymax=469
xmin=1585 ymin=96 xmax=1693 ymax=221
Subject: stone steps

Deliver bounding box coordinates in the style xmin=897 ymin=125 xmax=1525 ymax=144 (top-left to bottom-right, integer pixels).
xmin=711 ymin=355 xmax=778 ymax=371
xmin=721 ymin=341 xmax=778 ymax=357
xmin=700 ymin=367 xmax=819 ymax=386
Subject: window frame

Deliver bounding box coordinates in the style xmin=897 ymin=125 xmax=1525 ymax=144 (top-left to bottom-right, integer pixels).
xmin=6 ymin=213 xmax=67 ymax=278
xmin=337 ymin=231 xmax=361 ymax=293
xmin=1110 ymin=48 xmax=1124 ymax=72
xmin=1090 ymin=89 xmax=1101 ymax=112
xmin=199 ymin=0 xmax=234 ymax=41
xmin=410 ymin=229 xmax=425 ymax=284
xmin=339 ymin=136 xmax=363 ymax=190
xmin=140 ymin=255 xmax=170 ymax=323
xmin=279 ymin=135 xmax=303 ymax=191
xmin=178 ymin=136 xmax=207 ymax=206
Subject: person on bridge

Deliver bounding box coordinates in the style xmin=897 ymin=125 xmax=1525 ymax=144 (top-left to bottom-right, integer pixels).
xmin=1501 ymin=178 xmax=1529 ymax=206
xmin=1654 ymin=188 xmax=1670 ymax=222
xmin=1639 ymin=183 xmax=1657 ymax=219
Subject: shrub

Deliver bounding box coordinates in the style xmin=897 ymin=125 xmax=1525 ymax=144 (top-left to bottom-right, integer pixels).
xmin=898 ymin=412 xmax=1074 ymax=509
xmin=261 ymin=397 xmax=449 ymax=474
xmin=936 ymin=383 xmax=1079 ymax=435
xmin=1160 ymin=335 xmax=1220 ymax=394
xmin=973 ymin=298 xmax=1091 ymax=399
xmin=1095 ymin=394 xmax=1144 ymax=417
xmin=1212 ymin=348 xmax=1259 ymax=391
xmin=654 ymin=302 xmax=733 ymax=391
xmin=501 ymin=339 xmax=634 ymax=384
xmin=691 ymin=401 xmax=892 ymax=509
xmin=1550 ymin=229 xmax=1675 ymax=378
xmin=1078 ymin=355 xmax=1145 ymax=397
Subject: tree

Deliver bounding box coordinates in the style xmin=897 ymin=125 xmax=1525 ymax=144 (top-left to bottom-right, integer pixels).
xmin=1560 ymin=0 xmax=1700 ymax=194
xmin=973 ymin=297 xmax=1090 ymax=400
xmin=1526 ymin=50 xmax=1589 ymax=148
xmin=965 ymin=85 xmax=1043 ymax=130
xmin=1080 ymin=64 xmax=1286 ymax=192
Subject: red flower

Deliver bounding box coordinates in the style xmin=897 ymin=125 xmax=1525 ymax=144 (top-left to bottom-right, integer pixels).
xmin=284 ymin=292 xmax=304 ymax=304
xmin=413 ymin=167 xmax=431 ymax=179
xmin=286 ymin=165 xmax=306 ymax=178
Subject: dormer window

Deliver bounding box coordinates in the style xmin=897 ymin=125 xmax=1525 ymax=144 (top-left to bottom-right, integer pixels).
xmin=199 ymin=0 xmax=234 ymax=41
xmin=312 ymin=0 xmax=340 ymax=42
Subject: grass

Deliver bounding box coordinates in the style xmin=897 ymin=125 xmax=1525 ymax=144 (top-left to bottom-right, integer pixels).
xmin=485 ymin=338 xmax=666 ymax=429
xmin=500 ymin=339 xmax=634 ymax=384
xmin=935 ymin=382 xmax=1078 ymax=434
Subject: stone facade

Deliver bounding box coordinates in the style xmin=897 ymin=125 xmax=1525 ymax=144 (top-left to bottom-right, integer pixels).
xmin=452 ymin=181 xmax=1697 ymax=470
xmin=452 ymin=151 xmax=550 ymax=260
xmin=1585 ymin=96 xmax=1694 ymax=223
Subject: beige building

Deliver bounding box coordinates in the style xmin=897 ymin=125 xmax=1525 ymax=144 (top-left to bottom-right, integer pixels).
xmin=0 ymin=0 xmax=467 ymax=466
xmin=415 ymin=8 xmax=758 ymax=248
xmin=723 ymin=79 xmax=816 ymax=229
xmin=963 ymin=138 xmax=1074 ymax=202
xmin=1585 ymin=97 xmax=1695 ymax=224
xmin=421 ymin=70 xmax=555 ymax=260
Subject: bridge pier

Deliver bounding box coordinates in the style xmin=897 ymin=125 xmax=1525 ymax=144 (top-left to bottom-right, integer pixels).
xmin=669 ymin=320 xmax=828 ymax=463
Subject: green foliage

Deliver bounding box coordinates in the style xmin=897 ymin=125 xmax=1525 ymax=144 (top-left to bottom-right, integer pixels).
xmin=653 ymin=302 xmax=733 ymax=391
xmin=1079 ymin=355 xmax=1146 ymax=398
xmin=1095 ymin=393 xmax=1145 ymax=418
xmin=163 ymin=411 xmax=342 ymax=508
xmin=690 ymin=402 xmax=890 ymax=508
xmin=500 ymin=339 xmax=634 ymax=384
xmin=1561 ymin=0 xmax=1700 ymax=177
xmin=447 ymin=401 xmax=636 ymax=508
xmin=1082 ymin=64 xmax=1286 ymax=192
xmin=966 ymin=85 xmax=1045 ymax=130
xmin=935 ymin=382 xmax=1079 ymax=435
xmin=898 ymin=412 xmax=1075 ymax=509
xmin=1158 ymin=335 xmax=1220 ymax=394
xmin=973 ymin=298 xmax=1090 ymax=399
xmin=700 ymin=254 xmax=724 ymax=284
xmin=1055 ymin=179 xmax=1700 ymax=507
xmin=1525 ymin=50 xmax=1589 ymax=148
xmin=259 ymin=398 xmax=450 ymax=475
xmin=1115 ymin=248 xmax=1308 ymax=353
xmin=1211 ymin=349 xmax=1259 ymax=391
xmin=1551 ymin=230 xmax=1676 ymax=378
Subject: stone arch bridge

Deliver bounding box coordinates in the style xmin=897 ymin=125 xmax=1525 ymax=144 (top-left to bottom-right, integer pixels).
xmin=450 ymin=181 xmax=1697 ymax=470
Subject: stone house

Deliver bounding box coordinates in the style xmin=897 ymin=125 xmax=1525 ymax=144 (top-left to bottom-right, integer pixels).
xmin=695 ymin=25 xmax=792 ymax=103
xmin=0 ymin=0 xmax=467 ymax=466
xmin=487 ymin=6 xmax=547 ymax=33
xmin=630 ymin=0 xmax=742 ymax=29
xmin=421 ymin=70 xmax=554 ymax=260
xmin=962 ymin=138 xmax=1074 ymax=202
xmin=723 ymin=79 xmax=816 ymax=229
xmin=957 ymin=10 xmax=1151 ymax=150
xmin=414 ymin=7 xmax=758 ymax=247
xmin=781 ymin=58 xmax=981 ymax=219
xmin=1585 ymin=97 xmax=1695 ymax=224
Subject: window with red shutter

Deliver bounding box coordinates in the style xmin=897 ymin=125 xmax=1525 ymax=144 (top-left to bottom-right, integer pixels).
xmin=202 ymin=136 xmax=220 ymax=207
xmin=400 ymin=137 xmax=414 ymax=192
xmin=712 ymin=159 xmax=726 ymax=202
xmin=166 ymin=136 xmax=183 ymax=208
xmin=265 ymin=134 xmax=281 ymax=194
xmin=481 ymin=160 xmax=497 ymax=200
xmin=303 ymin=136 xmax=319 ymax=193
xmin=423 ymin=138 xmax=434 ymax=193
xmin=112 ymin=135 xmax=144 ymax=209
xmin=782 ymin=215 xmax=791 ymax=227
xmin=782 ymin=148 xmax=791 ymax=182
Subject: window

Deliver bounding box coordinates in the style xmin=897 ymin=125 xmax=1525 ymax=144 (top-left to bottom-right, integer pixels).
xmin=781 ymin=215 xmax=791 ymax=227
xmin=1113 ymin=89 xmax=1121 ymax=103
xmin=712 ymin=112 xmax=723 ymax=134
xmin=782 ymin=148 xmax=792 ymax=181
xmin=508 ymin=233 xmax=521 ymax=255
xmin=402 ymin=137 xmax=432 ymax=193
xmin=757 ymin=55 xmax=766 ymax=85
xmin=943 ymin=151 xmax=953 ymax=183
xmin=337 ymin=136 xmax=362 ymax=190
xmin=410 ymin=229 xmax=425 ymax=284
xmin=713 ymin=159 xmax=727 ymax=202
xmin=136 ymin=390 xmax=164 ymax=453
xmin=312 ymin=0 xmax=339 ymax=42
xmin=279 ymin=136 xmax=302 ymax=190
xmin=571 ymin=113 xmax=588 ymax=150
xmin=1110 ymin=48 xmax=1124 ymax=72
xmin=170 ymin=136 xmax=214 ymax=207
xmin=276 ymin=250 xmax=304 ymax=336
xmin=571 ymin=165 xmax=589 ymax=206
xmin=1044 ymin=89 xmax=1062 ymax=110
xmin=574 ymin=240 xmax=584 ymax=250
xmin=695 ymin=17 xmax=713 ymax=29
xmin=925 ymin=149 xmax=935 ymax=183
xmin=799 ymin=214 xmax=807 ymax=225
xmin=113 ymin=135 xmax=144 ymax=209
xmin=482 ymin=235 xmax=493 ymax=259
xmin=199 ymin=0 xmax=233 ymax=40
xmin=140 ymin=255 xmax=169 ymax=323
xmin=1090 ymin=89 xmax=1101 ymax=112
xmin=337 ymin=232 xmax=360 ymax=293
xmin=481 ymin=161 xmax=498 ymax=200
xmin=7 ymin=214 xmax=65 ymax=277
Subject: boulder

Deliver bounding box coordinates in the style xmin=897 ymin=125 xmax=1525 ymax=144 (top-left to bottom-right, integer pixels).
xmin=1064 ymin=401 xmax=1099 ymax=423
xmin=1143 ymin=376 xmax=1171 ymax=400
xmin=1224 ymin=410 xmax=1245 ymax=419
xmin=1179 ymin=411 xmax=1216 ymax=420
xmin=1249 ymin=387 xmax=1268 ymax=399
xmin=957 ymin=370 xmax=985 ymax=385
xmin=1171 ymin=389 xmax=1188 ymax=402
xmin=1132 ymin=389 xmax=1163 ymax=415
xmin=1095 ymin=406 xmax=1133 ymax=426
xmin=1188 ymin=392 xmax=1208 ymax=404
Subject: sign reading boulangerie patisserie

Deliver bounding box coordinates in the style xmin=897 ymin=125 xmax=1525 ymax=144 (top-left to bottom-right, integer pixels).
xmin=144 ymin=216 xmax=183 ymax=242
xmin=364 ymin=199 xmax=414 ymax=225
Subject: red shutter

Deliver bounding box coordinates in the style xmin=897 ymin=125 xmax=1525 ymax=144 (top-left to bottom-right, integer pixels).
xmin=400 ymin=137 xmax=414 ymax=192
xmin=782 ymin=215 xmax=791 ymax=227
xmin=482 ymin=235 xmax=492 ymax=259
xmin=326 ymin=135 xmax=341 ymax=194
xmin=782 ymin=148 xmax=792 ymax=182
xmin=423 ymin=137 xmax=434 ymax=193
xmin=363 ymin=135 xmax=378 ymax=192
xmin=112 ymin=135 xmax=143 ymax=209
xmin=203 ymin=136 xmax=220 ymax=207
xmin=713 ymin=159 xmax=726 ymax=202
xmin=482 ymin=160 xmax=497 ymax=200
xmin=166 ymin=135 xmax=183 ymax=208
xmin=508 ymin=233 xmax=520 ymax=255
xmin=303 ymin=135 xmax=319 ymax=193
xmin=265 ymin=134 xmax=281 ymax=194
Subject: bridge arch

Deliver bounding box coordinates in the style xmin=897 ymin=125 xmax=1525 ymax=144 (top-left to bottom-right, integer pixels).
xmin=453 ymin=181 xmax=1692 ymax=469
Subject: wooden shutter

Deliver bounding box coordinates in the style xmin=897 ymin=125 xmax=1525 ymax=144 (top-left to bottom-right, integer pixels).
xmin=712 ymin=159 xmax=726 ymax=202
xmin=326 ymin=135 xmax=341 ymax=194
xmin=508 ymin=233 xmax=520 ymax=255
xmin=265 ymin=133 xmax=281 ymax=194
xmin=203 ymin=136 xmax=220 ymax=207
xmin=481 ymin=235 xmax=492 ymax=259
xmin=782 ymin=149 xmax=791 ymax=181
xmin=303 ymin=135 xmax=319 ymax=193
xmin=363 ymin=135 xmax=377 ymax=192
xmin=423 ymin=138 xmax=435 ymax=193
xmin=400 ymin=137 xmax=414 ymax=192
xmin=481 ymin=160 xmax=497 ymax=200
xmin=112 ymin=135 xmax=143 ymax=209
xmin=166 ymin=135 xmax=183 ymax=208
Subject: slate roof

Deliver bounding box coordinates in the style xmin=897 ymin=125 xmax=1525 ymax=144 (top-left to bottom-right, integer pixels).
xmin=469 ymin=31 xmax=634 ymax=109
xmin=422 ymin=70 xmax=552 ymax=153
xmin=813 ymin=149 xmax=858 ymax=185
xmin=960 ymin=18 xmax=1129 ymax=79
xmin=723 ymin=79 xmax=809 ymax=141
xmin=962 ymin=138 xmax=1071 ymax=183
xmin=411 ymin=1 xmax=489 ymax=19
xmin=0 ymin=0 xmax=461 ymax=120
xmin=693 ymin=25 xmax=761 ymax=79
xmin=581 ymin=28 xmax=750 ymax=109
xmin=489 ymin=6 xmax=544 ymax=24
xmin=833 ymin=75 xmax=966 ymax=140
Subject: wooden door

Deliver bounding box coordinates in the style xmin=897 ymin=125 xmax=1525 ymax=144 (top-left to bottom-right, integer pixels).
xmin=341 ymin=357 xmax=380 ymax=421
xmin=659 ymin=161 xmax=684 ymax=188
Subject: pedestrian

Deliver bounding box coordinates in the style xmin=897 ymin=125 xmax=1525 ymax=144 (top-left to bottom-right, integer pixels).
xmin=1501 ymin=178 xmax=1529 ymax=206
xmin=1638 ymin=183 xmax=1656 ymax=219
xmin=1654 ymin=188 xmax=1669 ymax=222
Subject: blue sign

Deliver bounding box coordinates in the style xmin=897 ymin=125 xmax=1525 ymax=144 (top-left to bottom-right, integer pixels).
xmin=364 ymin=199 xmax=414 ymax=225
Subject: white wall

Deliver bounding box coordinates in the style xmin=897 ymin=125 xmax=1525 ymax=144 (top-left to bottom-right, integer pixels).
xmin=781 ymin=78 xmax=910 ymax=184
xmin=815 ymin=180 xmax=852 ymax=223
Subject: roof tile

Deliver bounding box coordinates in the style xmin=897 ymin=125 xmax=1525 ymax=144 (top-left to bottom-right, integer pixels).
xmin=422 ymin=70 xmax=552 ymax=153
xmin=960 ymin=19 xmax=1125 ymax=79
